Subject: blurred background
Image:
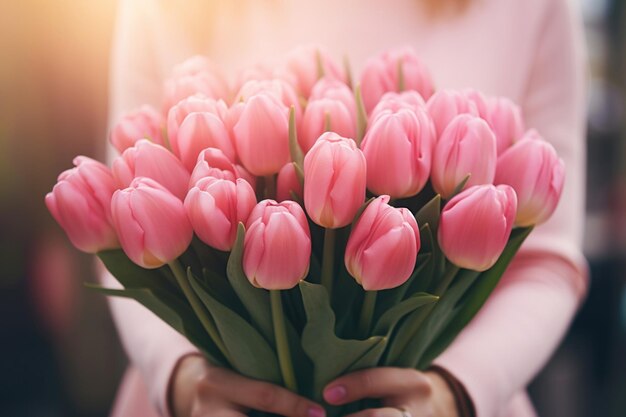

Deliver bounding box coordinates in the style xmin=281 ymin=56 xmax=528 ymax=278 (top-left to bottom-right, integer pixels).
xmin=0 ymin=1 xmax=624 ymax=416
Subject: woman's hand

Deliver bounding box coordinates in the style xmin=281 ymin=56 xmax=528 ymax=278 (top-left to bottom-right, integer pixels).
xmin=171 ymin=354 xmax=326 ymax=417
xmin=323 ymin=368 xmax=460 ymax=417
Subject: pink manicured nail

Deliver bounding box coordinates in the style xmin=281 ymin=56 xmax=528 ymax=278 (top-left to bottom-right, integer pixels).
xmin=324 ymin=385 xmax=347 ymax=403
xmin=307 ymin=406 xmax=326 ymax=417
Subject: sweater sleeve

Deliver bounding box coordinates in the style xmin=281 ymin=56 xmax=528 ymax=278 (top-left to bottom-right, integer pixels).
xmin=105 ymin=2 xmax=202 ymax=416
xmin=432 ymin=1 xmax=589 ymax=416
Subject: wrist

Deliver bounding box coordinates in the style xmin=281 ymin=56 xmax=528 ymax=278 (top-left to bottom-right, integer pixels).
xmin=426 ymin=365 xmax=475 ymax=417
xmin=168 ymin=353 xmax=207 ymax=417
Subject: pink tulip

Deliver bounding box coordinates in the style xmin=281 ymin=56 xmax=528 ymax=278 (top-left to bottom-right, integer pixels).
xmin=431 ymin=115 xmax=497 ymax=199
xmin=45 ymin=157 xmax=119 ymax=253
xmin=176 ymin=111 xmax=235 ymax=171
xmin=185 ymin=177 xmax=257 ymax=251
xmin=495 ymin=133 xmax=565 ymax=226
xmin=345 ymin=195 xmax=420 ymax=290
xmin=112 ymin=139 xmax=190 ymax=200
xmin=369 ymin=91 xmax=426 ymax=124
xmin=162 ymin=56 xmax=230 ymax=111
xmin=111 ymin=177 xmax=193 ymax=269
xmin=361 ymin=107 xmax=435 ymax=198
xmin=232 ymin=93 xmax=290 ymax=176
xmin=360 ymin=46 xmax=434 ymax=113
xmin=276 ymin=162 xmax=303 ymax=202
xmin=426 ymin=90 xmax=479 ymax=139
xmin=484 ymin=97 xmax=525 ymax=154
xmin=279 ymin=44 xmax=346 ymax=97
xmin=235 ymin=79 xmax=302 ymax=118
xmin=110 ymin=105 xmax=164 ymax=153
xmin=300 ymin=98 xmax=356 ymax=152
xmin=303 ymin=132 xmax=366 ymax=228
xmin=463 ymin=89 xmax=489 ymax=118
xmin=243 ymin=200 xmax=311 ymax=289
xmin=189 ymin=147 xmax=239 ymax=187
xmin=438 ymin=184 xmax=517 ymax=271
xmin=309 ymin=77 xmax=356 ymax=114
xmin=167 ymin=96 xmax=230 ymax=158
xmin=232 ymin=64 xmax=274 ymax=94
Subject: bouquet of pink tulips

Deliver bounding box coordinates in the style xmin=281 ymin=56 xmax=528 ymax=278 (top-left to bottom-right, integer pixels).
xmin=46 ymin=46 xmax=564 ymax=416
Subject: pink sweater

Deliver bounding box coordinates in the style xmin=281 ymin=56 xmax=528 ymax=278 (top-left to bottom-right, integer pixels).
xmin=104 ymin=1 xmax=588 ymax=416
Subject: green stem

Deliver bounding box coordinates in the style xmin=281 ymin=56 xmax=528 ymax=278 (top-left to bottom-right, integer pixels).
xmin=358 ymin=291 xmax=377 ymax=338
xmin=320 ymin=228 xmax=336 ymax=298
xmin=264 ymin=174 xmax=276 ymax=200
xmin=270 ymin=290 xmax=298 ymax=391
xmin=168 ymin=261 xmax=232 ymax=363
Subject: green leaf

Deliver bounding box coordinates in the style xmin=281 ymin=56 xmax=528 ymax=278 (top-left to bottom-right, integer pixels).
xmin=414 ymin=194 xmax=441 ymax=233
xmin=226 ymin=224 xmax=274 ymax=346
xmin=188 ymin=272 xmax=282 ymax=384
xmin=417 ymin=227 xmax=533 ymax=368
xmin=448 ymin=174 xmax=471 ymax=200
xmin=389 ymin=269 xmax=480 ymax=368
xmin=396 ymin=59 xmax=405 ymax=91
xmin=97 ymin=250 xmax=176 ymax=293
xmin=343 ymin=54 xmax=353 ymax=89
xmin=289 ymin=107 xmax=305 ymax=186
xmin=315 ymin=49 xmax=325 ymax=79
xmin=299 ymin=281 xmax=385 ymax=399
xmin=85 ymin=283 xmax=226 ymax=366
xmin=414 ymin=195 xmax=446 ymax=279
xmin=354 ymin=85 xmax=368 ymax=147
xmin=373 ymin=292 xmax=438 ymax=336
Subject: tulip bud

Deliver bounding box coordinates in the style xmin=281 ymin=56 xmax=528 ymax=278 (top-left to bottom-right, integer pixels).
xmin=300 ymin=98 xmax=356 ymax=152
xmin=185 ymin=178 xmax=257 ymax=251
xmin=369 ymin=91 xmax=426 ymax=124
xmin=426 ymin=90 xmax=479 ymax=139
xmin=276 ymin=162 xmax=303 ymax=202
xmin=309 ymin=77 xmax=357 ymax=114
xmin=235 ymin=79 xmax=302 ymax=119
xmin=243 ymin=200 xmax=311 ymax=289
xmin=279 ymin=44 xmax=346 ymax=98
xmin=495 ymin=133 xmax=565 ymax=226
xmin=438 ymin=184 xmax=517 ymax=271
xmin=232 ymin=93 xmax=290 ymax=176
xmin=463 ymin=89 xmax=489 ymax=118
xmin=361 ymin=107 xmax=435 ymax=198
xmin=111 ymin=177 xmax=193 ymax=269
xmin=304 ymin=132 xmax=366 ymax=228
xmin=110 ymin=106 xmax=164 ymax=153
xmin=45 ymin=157 xmax=119 ymax=253
xmin=167 ymin=96 xmax=230 ymax=158
xmin=176 ymin=111 xmax=235 ymax=171
xmin=112 ymin=139 xmax=190 ymax=200
xmin=232 ymin=64 xmax=274 ymax=94
xmin=431 ymin=115 xmax=497 ymax=199
xmin=163 ymin=56 xmax=230 ymax=111
xmin=189 ymin=147 xmax=239 ymax=187
xmin=360 ymin=47 xmax=434 ymax=113
xmin=345 ymin=195 xmax=420 ymax=290
xmin=484 ymin=97 xmax=525 ymax=154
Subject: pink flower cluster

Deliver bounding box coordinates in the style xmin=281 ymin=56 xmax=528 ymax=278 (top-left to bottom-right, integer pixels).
xmin=46 ymin=45 xmax=565 ymax=291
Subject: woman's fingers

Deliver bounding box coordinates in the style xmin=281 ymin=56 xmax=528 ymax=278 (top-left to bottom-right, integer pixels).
xmin=201 ymin=367 xmax=326 ymax=417
xmin=323 ymin=368 xmax=432 ymax=405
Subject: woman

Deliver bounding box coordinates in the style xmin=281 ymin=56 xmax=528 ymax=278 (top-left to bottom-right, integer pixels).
xmin=104 ymin=0 xmax=588 ymax=416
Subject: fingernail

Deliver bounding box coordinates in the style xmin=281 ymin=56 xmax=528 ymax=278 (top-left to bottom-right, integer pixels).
xmin=307 ymin=406 xmax=326 ymax=417
xmin=324 ymin=385 xmax=347 ymax=403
